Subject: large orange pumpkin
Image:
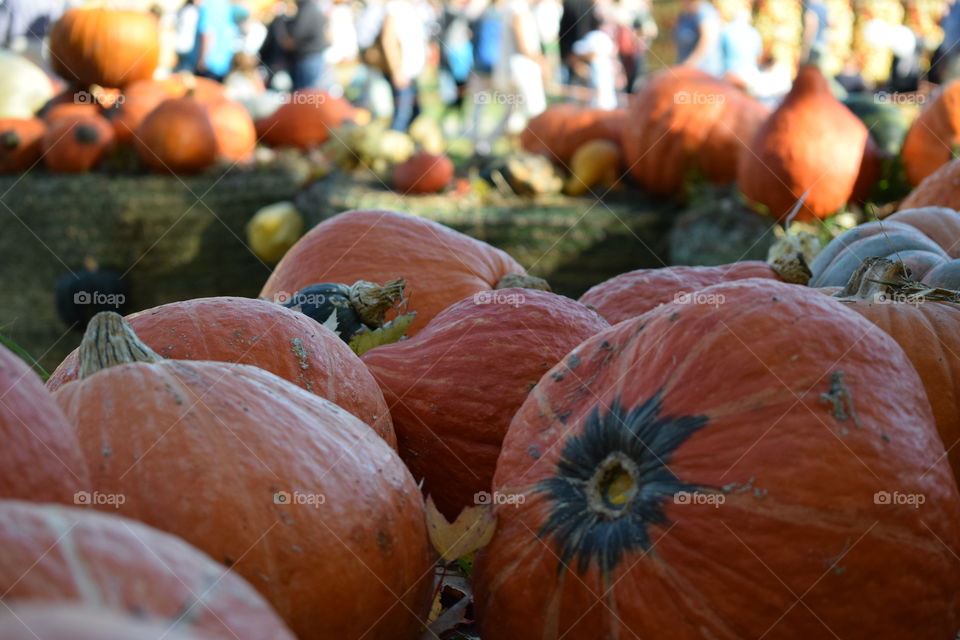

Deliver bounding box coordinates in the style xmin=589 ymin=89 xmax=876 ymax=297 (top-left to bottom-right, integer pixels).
xmin=0 ymin=500 xmax=293 ymax=639
xmin=42 ymin=114 xmax=114 ymax=173
xmin=107 ymin=79 xmax=173 ymax=144
xmin=831 ymin=257 xmax=960 ymax=483
xmin=255 ymin=90 xmax=354 ymax=149
xmin=49 ymin=9 xmax=159 ymax=88
xmin=900 ymin=156 xmax=960 ymax=210
xmin=393 ymin=150 xmax=453 ymax=194
xmin=0 ymin=118 xmax=45 ymax=172
xmin=473 ymin=279 xmax=960 ymax=638
xmin=261 ymin=209 xmax=527 ymax=335
xmin=0 ymin=344 xmax=88 ymax=503
xmin=520 ymin=103 xmax=625 ymax=165
xmin=810 ymin=207 xmax=960 ymax=287
xmin=363 ymin=289 xmax=609 ymax=518
xmin=0 ymin=605 xmax=215 ymax=640
xmin=46 ymin=297 xmax=395 ymax=446
xmin=901 ymin=79 xmax=960 ymax=186
xmin=738 ymin=65 xmax=881 ymax=221
xmin=579 ymin=261 xmax=781 ymax=324
xmin=621 ymin=67 xmax=769 ymax=197
xmin=206 ymin=98 xmax=257 ymax=163
xmin=135 ymin=95 xmax=217 ymax=174
xmin=54 ymin=313 xmax=433 ymax=640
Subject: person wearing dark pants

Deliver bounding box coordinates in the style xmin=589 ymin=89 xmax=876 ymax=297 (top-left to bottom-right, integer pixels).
xmin=380 ymin=0 xmax=426 ymax=131
xmin=278 ymin=0 xmax=328 ymax=90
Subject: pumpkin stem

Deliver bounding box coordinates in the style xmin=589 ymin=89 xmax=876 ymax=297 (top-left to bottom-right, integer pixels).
xmin=834 ymin=257 xmax=960 ymax=303
xmin=348 ymin=278 xmax=406 ymax=328
xmin=495 ymin=273 xmax=551 ymax=291
xmin=79 ymin=311 xmax=162 ymax=378
xmin=586 ymin=452 xmax=640 ymax=519
xmin=767 ymin=231 xmax=821 ymax=285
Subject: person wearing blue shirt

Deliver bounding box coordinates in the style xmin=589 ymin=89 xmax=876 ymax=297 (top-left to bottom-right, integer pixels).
xmin=197 ymin=0 xmax=248 ymax=81
xmin=674 ymin=0 xmax=723 ymax=77
xmin=720 ymin=6 xmax=762 ymax=88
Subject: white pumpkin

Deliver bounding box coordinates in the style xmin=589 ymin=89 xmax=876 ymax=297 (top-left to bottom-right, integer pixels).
xmin=0 ymin=50 xmax=55 ymax=119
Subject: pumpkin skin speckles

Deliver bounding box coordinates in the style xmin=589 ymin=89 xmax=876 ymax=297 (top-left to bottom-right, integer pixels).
xmin=474 ymin=279 xmax=960 ymax=640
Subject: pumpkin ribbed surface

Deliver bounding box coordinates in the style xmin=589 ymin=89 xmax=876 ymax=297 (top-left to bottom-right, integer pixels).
xmin=363 ymin=289 xmax=609 ymax=517
xmin=474 ymin=279 xmax=960 ymax=639
xmin=45 ymin=297 xmax=395 ymax=446
xmin=0 ymin=344 xmax=88 ymax=503
xmin=261 ymin=209 xmax=526 ymax=336
xmin=579 ymin=261 xmax=781 ymax=324
xmin=0 ymin=500 xmax=293 ymax=639
xmin=54 ymin=337 xmax=432 ymax=640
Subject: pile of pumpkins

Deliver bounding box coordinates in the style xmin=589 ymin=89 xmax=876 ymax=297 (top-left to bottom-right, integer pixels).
xmin=0 ymin=7 xmax=365 ymax=176
xmin=519 ymin=62 xmax=960 ymax=221
xmin=6 ymin=200 xmax=960 ymax=638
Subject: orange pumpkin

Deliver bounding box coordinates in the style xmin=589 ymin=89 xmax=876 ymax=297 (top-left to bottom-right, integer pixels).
xmin=900 ymin=156 xmax=960 ymax=210
xmin=157 ymin=73 xmax=227 ymax=104
xmin=54 ymin=313 xmax=433 ymax=640
xmin=738 ymin=65 xmax=881 ymax=221
xmin=520 ymin=103 xmax=626 ymax=165
xmin=0 ymin=118 xmax=45 ymax=172
xmin=363 ymin=289 xmax=609 ymax=518
xmin=901 ymin=79 xmax=960 ymax=186
xmin=42 ymin=114 xmax=114 ymax=173
xmin=107 ymin=79 xmax=173 ymax=144
xmin=0 ymin=343 xmax=88 ymax=503
xmin=474 ymin=279 xmax=960 ymax=638
xmin=46 ymin=296 xmax=395 ymax=446
xmin=579 ymin=261 xmax=782 ymax=324
xmin=206 ymin=98 xmax=257 ymax=163
xmin=261 ymin=209 xmax=527 ymax=335
xmin=255 ymin=90 xmax=355 ymax=149
xmin=622 ymin=67 xmax=770 ymax=197
xmin=0 ymin=500 xmax=293 ymax=639
xmin=134 ymin=95 xmax=217 ymax=174
xmin=49 ymin=9 xmax=159 ymax=88
xmin=393 ymin=150 xmax=453 ymax=194
xmin=831 ymin=257 xmax=960 ymax=483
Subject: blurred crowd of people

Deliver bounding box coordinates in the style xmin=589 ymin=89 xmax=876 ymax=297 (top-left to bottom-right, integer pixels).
xmin=6 ymin=0 xmax=960 ymax=136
